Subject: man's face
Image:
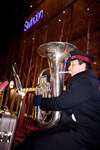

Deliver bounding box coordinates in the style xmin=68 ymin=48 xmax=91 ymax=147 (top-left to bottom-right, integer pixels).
xmin=68 ymin=59 xmax=86 ymax=76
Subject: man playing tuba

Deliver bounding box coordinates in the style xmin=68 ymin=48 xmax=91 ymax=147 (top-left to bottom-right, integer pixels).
xmin=15 ymin=43 xmax=100 ymax=150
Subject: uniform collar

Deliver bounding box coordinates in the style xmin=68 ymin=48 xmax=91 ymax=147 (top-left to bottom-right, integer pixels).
xmin=69 ymin=70 xmax=95 ymax=83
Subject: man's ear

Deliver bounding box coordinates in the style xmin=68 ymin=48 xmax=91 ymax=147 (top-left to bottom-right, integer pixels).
xmin=81 ymin=62 xmax=86 ymax=70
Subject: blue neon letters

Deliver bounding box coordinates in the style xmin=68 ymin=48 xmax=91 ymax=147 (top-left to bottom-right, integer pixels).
xmin=24 ymin=10 xmax=44 ymax=32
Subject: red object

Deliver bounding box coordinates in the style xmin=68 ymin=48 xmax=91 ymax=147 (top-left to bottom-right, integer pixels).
xmin=71 ymin=55 xmax=93 ymax=63
xmin=0 ymin=81 xmax=9 ymax=90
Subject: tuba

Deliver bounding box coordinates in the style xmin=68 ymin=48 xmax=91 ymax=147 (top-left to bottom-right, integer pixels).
xmin=34 ymin=42 xmax=76 ymax=128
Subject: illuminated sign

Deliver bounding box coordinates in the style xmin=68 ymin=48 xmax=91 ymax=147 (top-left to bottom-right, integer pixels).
xmin=24 ymin=10 xmax=44 ymax=32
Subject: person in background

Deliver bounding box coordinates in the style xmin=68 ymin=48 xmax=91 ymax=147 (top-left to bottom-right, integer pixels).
xmin=15 ymin=48 xmax=100 ymax=150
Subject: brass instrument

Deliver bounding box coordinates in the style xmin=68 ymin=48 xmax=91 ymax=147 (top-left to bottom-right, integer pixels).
xmin=0 ymin=64 xmax=25 ymax=150
xmin=34 ymin=42 xmax=75 ymax=128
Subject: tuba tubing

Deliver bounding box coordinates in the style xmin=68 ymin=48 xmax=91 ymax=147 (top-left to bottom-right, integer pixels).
xmin=33 ymin=42 xmax=74 ymax=128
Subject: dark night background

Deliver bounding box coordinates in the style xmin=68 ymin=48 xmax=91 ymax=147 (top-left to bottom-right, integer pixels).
xmin=0 ymin=0 xmax=34 ymax=80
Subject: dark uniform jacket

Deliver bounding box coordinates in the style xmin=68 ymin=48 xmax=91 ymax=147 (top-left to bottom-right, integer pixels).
xmin=15 ymin=70 xmax=100 ymax=150
xmin=40 ymin=70 xmax=100 ymax=149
